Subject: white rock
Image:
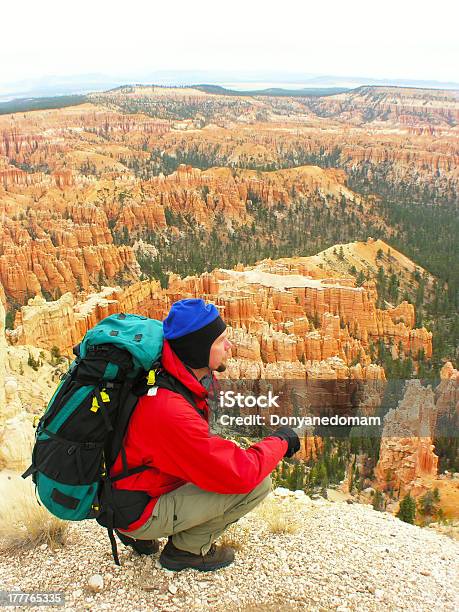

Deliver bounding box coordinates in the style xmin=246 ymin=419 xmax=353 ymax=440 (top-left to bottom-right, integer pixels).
xmin=273 ymin=487 xmax=290 ymax=497
xmin=87 ymin=574 xmax=104 ymax=592
xmin=4 ymin=378 xmax=18 ymax=397
xmin=311 ymin=498 xmax=328 ymax=506
xmin=168 ymin=583 xmax=178 ymax=595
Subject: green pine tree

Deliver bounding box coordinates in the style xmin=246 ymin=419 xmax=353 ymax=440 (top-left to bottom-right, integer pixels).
xmin=396 ymin=493 xmax=416 ymax=524
xmin=372 ymin=490 xmax=385 ymax=512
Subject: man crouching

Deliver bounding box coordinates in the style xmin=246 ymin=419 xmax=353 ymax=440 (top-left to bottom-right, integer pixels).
xmin=112 ymin=298 xmax=300 ymax=571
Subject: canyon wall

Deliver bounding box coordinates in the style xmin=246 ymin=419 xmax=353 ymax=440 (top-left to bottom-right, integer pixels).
xmin=6 ymin=259 xmax=432 ymax=369
xmin=374 ymin=381 xmax=439 ymax=497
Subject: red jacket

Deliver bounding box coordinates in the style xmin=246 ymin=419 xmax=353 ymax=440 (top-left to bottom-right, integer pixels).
xmin=112 ymin=339 xmax=287 ymax=532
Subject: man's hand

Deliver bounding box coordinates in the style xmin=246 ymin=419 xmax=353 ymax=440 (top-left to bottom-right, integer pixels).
xmin=269 ymin=427 xmax=300 ymax=458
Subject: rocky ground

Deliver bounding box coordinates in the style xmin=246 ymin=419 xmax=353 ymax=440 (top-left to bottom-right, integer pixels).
xmin=0 ymin=489 xmax=458 ymax=612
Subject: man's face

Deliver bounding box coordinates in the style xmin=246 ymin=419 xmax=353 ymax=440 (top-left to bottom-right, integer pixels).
xmin=208 ymin=328 xmax=233 ymax=372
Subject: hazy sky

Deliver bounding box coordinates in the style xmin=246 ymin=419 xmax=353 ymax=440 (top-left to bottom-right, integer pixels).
xmin=2 ymin=0 xmax=458 ymax=85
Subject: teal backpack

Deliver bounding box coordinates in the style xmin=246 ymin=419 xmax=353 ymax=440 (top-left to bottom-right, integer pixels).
xmin=21 ymin=313 xmax=170 ymax=565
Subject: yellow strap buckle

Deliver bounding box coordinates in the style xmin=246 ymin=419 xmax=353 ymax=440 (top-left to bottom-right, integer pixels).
xmin=90 ymin=389 xmax=110 ymax=412
xmin=146 ymin=370 xmax=156 ymax=385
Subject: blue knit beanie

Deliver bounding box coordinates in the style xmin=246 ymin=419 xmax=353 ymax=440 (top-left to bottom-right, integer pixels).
xmin=163 ymin=299 xmax=226 ymax=368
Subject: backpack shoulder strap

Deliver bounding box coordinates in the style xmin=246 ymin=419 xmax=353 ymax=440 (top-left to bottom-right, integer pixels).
xmin=106 ymin=375 xmax=144 ymax=467
xmin=153 ymin=371 xmax=207 ymax=420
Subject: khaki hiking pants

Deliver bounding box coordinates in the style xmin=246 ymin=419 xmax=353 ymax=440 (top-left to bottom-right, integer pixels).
xmin=123 ymin=475 xmax=272 ymax=556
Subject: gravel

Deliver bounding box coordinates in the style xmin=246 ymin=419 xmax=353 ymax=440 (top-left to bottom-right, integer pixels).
xmin=0 ymin=492 xmax=458 ymax=611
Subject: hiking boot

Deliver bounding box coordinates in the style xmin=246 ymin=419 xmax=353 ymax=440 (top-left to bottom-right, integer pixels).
xmin=115 ymin=529 xmax=160 ymax=555
xmin=159 ymin=538 xmax=235 ymax=572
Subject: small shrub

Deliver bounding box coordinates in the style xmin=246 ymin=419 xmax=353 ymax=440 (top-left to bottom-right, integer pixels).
xmin=50 ymin=345 xmax=63 ymax=365
xmin=50 ymin=345 xmax=61 ymax=360
xmin=255 ymin=496 xmax=301 ymax=534
xmin=0 ymin=477 xmax=68 ymax=552
xmin=417 ymin=488 xmax=441 ymax=520
xmin=372 ymin=490 xmax=385 ymax=512
xmin=27 ymin=352 xmax=40 ymax=371
xmin=5 ymin=309 xmax=17 ymax=330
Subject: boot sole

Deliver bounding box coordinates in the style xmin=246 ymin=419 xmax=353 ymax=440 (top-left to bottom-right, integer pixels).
xmin=159 ymin=555 xmax=234 ymax=572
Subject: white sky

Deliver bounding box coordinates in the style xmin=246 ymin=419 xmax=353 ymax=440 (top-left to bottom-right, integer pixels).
xmin=1 ymin=0 xmax=458 ymax=85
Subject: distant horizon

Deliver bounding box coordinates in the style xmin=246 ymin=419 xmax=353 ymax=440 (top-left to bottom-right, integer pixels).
xmin=1 ymin=70 xmax=459 ymax=103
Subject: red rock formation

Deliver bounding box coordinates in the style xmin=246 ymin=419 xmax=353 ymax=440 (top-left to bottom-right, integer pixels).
xmin=299 ymin=434 xmax=323 ymax=462
xmin=9 ymin=280 xmax=164 ymax=354
xmin=53 ymin=169 xmax=73 ymax=188
xmin=1 ymin=93 xmax=454 ymax=307
xmin=374 ymin=381 xmax=439 ymax=497
xmin=436 ymin=362 xmax=459 ymax=412
xmin=167 ymin=266 xmax=432 ymax=362
xmin=4 ymin=243 xmax=432 ymax=378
